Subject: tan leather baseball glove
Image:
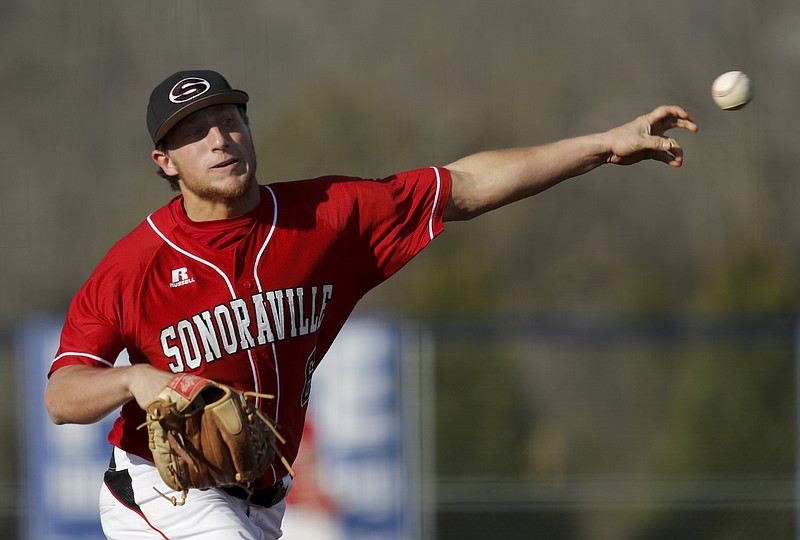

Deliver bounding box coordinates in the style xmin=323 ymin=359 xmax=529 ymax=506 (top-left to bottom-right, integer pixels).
xmin=141 ymin=373 xmax=290 ymax=505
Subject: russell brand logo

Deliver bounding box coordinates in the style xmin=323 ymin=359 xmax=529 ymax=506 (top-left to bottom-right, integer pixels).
xmin=170 ymin=267 xmax=196 ymax=288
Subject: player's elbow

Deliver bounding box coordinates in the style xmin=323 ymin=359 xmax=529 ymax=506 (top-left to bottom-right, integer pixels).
xmin=44 ymin=388 xmax=70 ymax=425
xmin=44 ymin=367 xmax=84 ymax=425
xmin=47 ymin=413 xmax=69 ymax=426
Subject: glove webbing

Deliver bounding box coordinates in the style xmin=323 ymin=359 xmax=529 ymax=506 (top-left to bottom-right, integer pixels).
xmin=145 ymin=391 xmax=296 ymax=506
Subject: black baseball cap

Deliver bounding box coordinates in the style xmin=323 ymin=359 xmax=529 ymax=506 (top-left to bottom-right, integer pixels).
xmin=146 ymin=70 xmax=249 ymax=145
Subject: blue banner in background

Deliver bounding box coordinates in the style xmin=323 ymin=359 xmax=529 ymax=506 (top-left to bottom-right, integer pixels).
xmin=19 ymin=315 xmax=421 ymax=540
xmin=18 ymin=315 xmax=124 ymax=540
xmin=280 ymin=317 xmax=423 ymax=539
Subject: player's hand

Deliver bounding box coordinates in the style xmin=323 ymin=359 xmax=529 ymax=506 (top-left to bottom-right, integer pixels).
xmin=128 ymin=364 xmax=175 ymax=409
xmin=604 ymin=105 xmax=698 ymax=167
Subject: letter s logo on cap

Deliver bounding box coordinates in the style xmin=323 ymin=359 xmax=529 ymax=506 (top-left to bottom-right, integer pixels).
xmin=169 ymin=77 xmax=211 ymax=104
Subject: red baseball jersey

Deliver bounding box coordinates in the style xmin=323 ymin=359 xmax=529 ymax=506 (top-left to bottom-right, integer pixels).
xmin=50 ymin=167 xmax=451 ymax=488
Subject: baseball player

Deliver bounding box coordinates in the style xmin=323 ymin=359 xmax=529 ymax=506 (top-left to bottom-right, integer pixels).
xmin=44 ymin=69 xmax=697 ymax=539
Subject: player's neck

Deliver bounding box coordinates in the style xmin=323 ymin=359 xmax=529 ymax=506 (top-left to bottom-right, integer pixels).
xmin=181 ymin=183 xmax=261 ymax=222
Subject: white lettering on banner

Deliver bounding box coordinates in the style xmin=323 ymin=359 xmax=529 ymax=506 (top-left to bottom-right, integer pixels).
xmin=161 ymin=284 xmax=333 ymax=371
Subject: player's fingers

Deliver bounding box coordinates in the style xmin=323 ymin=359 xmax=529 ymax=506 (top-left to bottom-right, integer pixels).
xmin=656 ymin=137 xmax=684 ymax=167
xmin=673 ymin=117 xmax=699 ymax=133
xmin=644 ymin=135 xmax=674 ymax=153
xmin=646 ymin=105 xmax=698 ymax=135
xmin=647 ymin=104 xmax=689 ymax=122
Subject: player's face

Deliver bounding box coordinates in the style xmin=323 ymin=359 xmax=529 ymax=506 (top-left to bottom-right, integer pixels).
xmin=154 ymin=104 xmax=258 ymax=205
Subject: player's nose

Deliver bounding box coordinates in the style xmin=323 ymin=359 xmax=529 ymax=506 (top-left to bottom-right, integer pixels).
xmin=207 ymin=126 xmax=230 ymax=150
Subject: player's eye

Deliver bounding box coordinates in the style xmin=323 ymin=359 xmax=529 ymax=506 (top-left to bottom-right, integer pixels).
xmin=184 ymin=126 xmax=207 ymax=140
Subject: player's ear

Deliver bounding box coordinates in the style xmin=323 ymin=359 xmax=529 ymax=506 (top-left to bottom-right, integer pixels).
xmin=152 ymin=149 xmax=178 ymax=177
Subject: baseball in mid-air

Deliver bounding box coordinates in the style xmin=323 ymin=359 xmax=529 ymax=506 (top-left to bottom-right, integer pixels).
xmin=711 ymin=71 xmax=752 ymax=110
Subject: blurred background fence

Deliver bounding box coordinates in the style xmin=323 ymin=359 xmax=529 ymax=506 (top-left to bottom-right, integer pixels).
xmin=3 ymin=314 xmax=796 ymax=539
xmin=416 ymin=314 xmax=796 ymax=540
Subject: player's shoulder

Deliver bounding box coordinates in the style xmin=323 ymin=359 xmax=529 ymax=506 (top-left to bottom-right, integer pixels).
xmin=261 ymin=167 xmax=448 ymax=234
xmin=262 ymin=175 xmax=367 ymax=212
xmin=264 ymin=174 xmax=367 ymax=195
xmin=264 ymin=167 xmax=445 ymax=201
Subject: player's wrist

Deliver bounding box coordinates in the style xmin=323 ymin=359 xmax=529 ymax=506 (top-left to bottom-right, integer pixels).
xmin=127 ymin=365 xmax=174 ymax=409
xmin=577 ymin=131 xmax=615 ymax=165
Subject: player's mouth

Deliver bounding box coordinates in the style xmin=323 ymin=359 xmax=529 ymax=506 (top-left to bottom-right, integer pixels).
xmin=211 ymin=157 xmax=240 ymax=170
